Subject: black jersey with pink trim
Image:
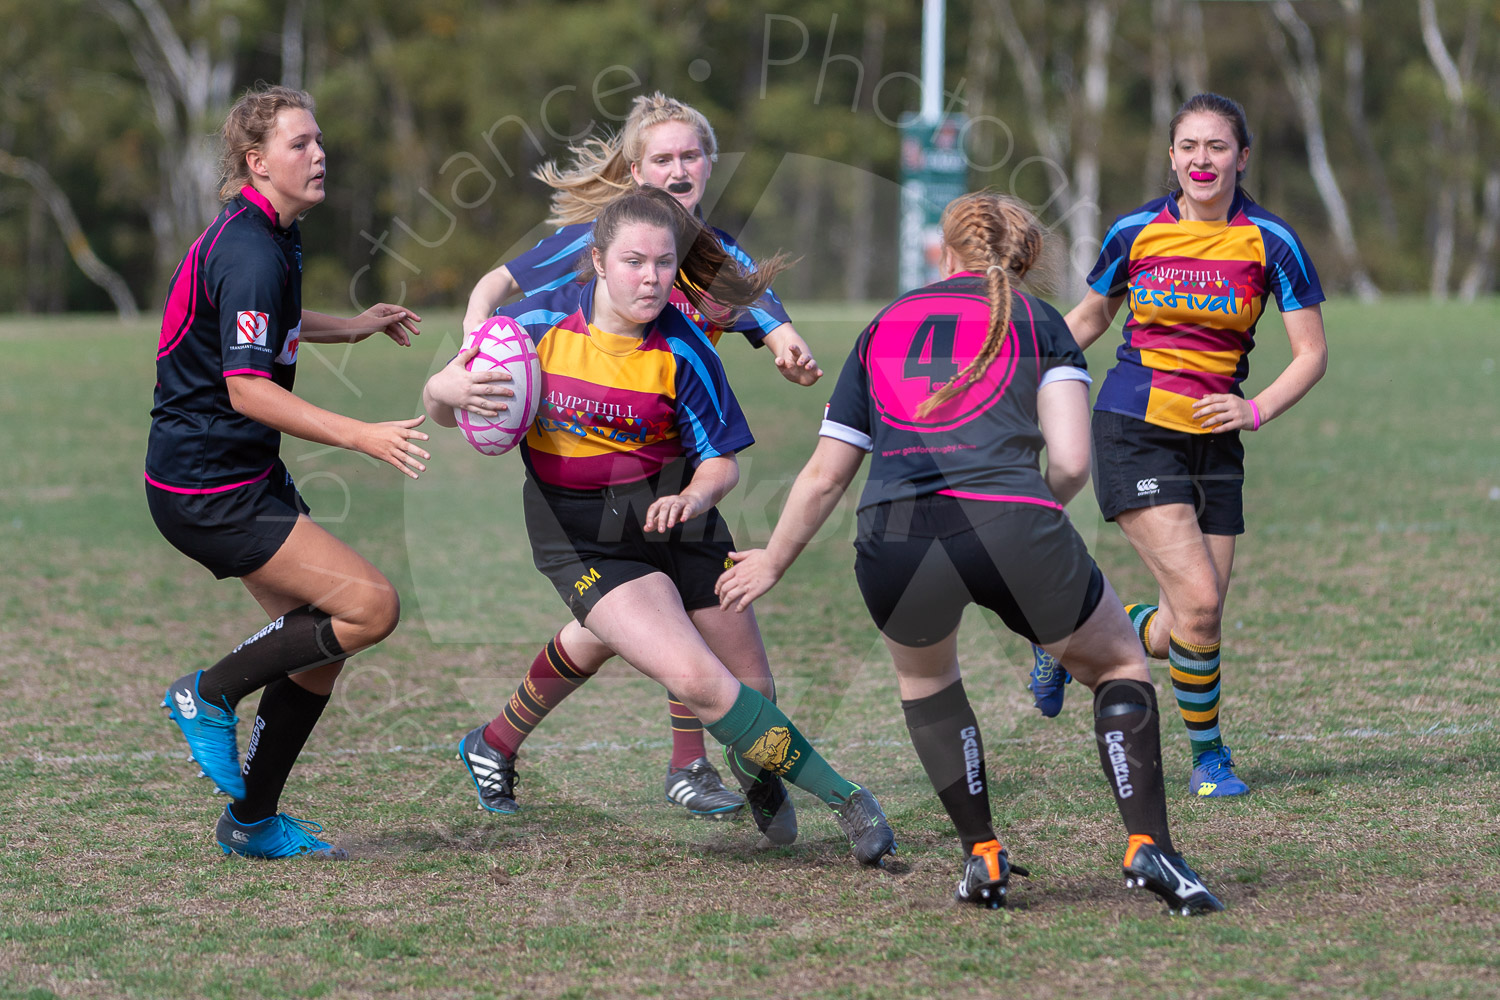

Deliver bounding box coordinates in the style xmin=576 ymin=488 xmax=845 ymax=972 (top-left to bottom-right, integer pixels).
xmin=146 ymin=187 xmax=303 ymax=493
xmin=821 ymin=272 xmax=1089 ymax=513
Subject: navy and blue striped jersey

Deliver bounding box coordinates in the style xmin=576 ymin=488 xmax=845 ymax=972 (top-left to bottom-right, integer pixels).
xmin=497 ymin=278 xmax=754 ymax=489
xmin=505 ymin=221 xmax=791 ymax=348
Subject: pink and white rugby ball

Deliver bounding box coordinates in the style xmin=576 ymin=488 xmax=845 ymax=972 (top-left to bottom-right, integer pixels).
xmin=454 ymin=316 xmax=541 ymax=456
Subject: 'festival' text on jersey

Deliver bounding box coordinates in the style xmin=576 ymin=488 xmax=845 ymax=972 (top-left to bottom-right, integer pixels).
xmin=1087 ymin=190 xmax=1324 ymax=434
xmin=146 ymin=187 xmax=303 ymax=493
xmin=497 ymin=280 xmax=754 ymax=490
xmin=820 ymin=272 xmax=1090 ymax=513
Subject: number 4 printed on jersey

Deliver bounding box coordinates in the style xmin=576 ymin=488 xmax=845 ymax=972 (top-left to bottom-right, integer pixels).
xmin=904 ymin=314 xmax=961 ymax=391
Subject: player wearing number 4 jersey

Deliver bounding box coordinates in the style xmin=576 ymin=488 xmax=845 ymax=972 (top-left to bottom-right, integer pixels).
xmin=1050 ymin=93 xmax=1328 ymax=798
xmin=718 ymin=192 xmax=1221 ymax=913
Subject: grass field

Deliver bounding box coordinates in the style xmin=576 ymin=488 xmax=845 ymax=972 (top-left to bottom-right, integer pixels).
xmin=2 ymin=300 xmax=1497 ymax=1000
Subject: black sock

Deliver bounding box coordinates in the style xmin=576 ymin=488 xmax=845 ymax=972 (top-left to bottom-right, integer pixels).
xmin=1093 ymin=678 xmax=1175 ymax=854
xmin=901 ymin=678 xmax=996 ymax=854
xmin=198 ymin=605 xmax=345 ymax=709
xmin=233 ymin=676 xmax=331 ymax=824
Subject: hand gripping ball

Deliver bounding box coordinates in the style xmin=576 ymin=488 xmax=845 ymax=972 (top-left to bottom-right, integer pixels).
xmin=454 ymin=316 xmax=541 ymax=456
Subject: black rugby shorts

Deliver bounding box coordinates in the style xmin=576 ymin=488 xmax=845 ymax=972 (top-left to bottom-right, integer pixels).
xmin=146 ymin=459 xmax=308 ymax=579
xmin=853 ymin=495 xmax=1105 ymax=647
xmin=1091 ymin=410 xmax=1245 ymax=535
xmin=523 ymin=474 xmax=737 ymax=624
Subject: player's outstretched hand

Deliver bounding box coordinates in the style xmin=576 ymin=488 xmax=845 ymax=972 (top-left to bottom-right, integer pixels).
xmin=354 ymin=302 xmax=422 ymax=346
xmin=715 ymin=548 xmax=781 ymax=612
xmin=430 ymin=342 xmax=514 ymax=418
xmin=643 ymin=493 xmax=705 ymax=533
xmin=358 ymin=414 xmax=430 ymax=479
xmin=774 ymin=341 xmax=823 ymax=387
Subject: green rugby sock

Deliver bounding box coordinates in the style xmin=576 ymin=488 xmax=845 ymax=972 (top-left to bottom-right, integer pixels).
xmin=705 ymin=684 xmax=857 ymax=805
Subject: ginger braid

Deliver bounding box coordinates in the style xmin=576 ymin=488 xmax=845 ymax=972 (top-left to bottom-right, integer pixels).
xmin=917 ymin=193 xmax=1046 ymax=418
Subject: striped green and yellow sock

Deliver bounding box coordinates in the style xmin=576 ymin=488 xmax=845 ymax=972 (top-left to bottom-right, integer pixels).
xmin=705 ymin=684 xmax=857 ymax=805
xmin=1168 ymin=630 xmax=1223 ymax=759
xmin=1124 ymin=603 xmax=1160 ymax=657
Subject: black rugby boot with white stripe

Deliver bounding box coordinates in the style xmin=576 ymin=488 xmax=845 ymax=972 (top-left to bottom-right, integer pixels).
xmin=1123 ymin=835 xmax=1224 ymax=915
xmin=456 ymin=726 xmax=519 ymax=814
xmin=664 ymin=757 xmax=745 ymax=820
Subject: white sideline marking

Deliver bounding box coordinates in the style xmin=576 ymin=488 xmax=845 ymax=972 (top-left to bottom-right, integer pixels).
xmin=24 ymin=720 xmax=1494 ymax=768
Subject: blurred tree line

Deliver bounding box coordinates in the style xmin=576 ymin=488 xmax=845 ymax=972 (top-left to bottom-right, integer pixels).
xmin=2 ymin=0 xmax=1497 ymax=315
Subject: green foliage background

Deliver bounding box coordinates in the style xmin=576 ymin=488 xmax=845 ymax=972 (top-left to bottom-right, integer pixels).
xmin=3 ymin=0 xmax=1500 ymax=314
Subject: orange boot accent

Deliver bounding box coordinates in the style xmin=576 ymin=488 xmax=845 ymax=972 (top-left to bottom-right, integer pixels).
xmin=1124 ymin=833 xmax=1156 ymax=867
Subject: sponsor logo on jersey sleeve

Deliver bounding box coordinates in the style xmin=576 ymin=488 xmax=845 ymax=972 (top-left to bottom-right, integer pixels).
xmin=236 ymin=311 xmax=269 ymax=346
xmin=275 ymin=322 xmax=301 ymax=365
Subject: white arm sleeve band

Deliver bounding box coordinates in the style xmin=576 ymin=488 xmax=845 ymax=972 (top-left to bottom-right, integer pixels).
xmin=1039 ymin=365 xmax=1092 ymax=388
xmin=818 ymin=418 xmax=873 ymax=452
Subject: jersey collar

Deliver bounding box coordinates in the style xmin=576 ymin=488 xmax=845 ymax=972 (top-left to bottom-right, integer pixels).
xmin=239 ymin=185 xmax=283 ymax=229
xmin=1166 ymin=186 xmax=1246 ymax=224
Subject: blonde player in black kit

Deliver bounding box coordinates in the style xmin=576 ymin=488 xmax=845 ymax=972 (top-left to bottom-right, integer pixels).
xmin=717 ymin=192 xmax=1223 ymax=914
xmin=148 ymin=86 xmax=429 ymax=859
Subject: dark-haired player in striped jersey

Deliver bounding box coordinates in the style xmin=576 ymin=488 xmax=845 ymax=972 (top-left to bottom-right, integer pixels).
xmin=1053 ymin=93 xmax=1327 ymax=798
xmin=424 ymin=187 xmax=895 ymax=866
xmin=718 ymin=192 xmax=1221 ymax=913
xmin=149 ymin=86 xmax=428 ymax=858
xmin=428 ymin=93 xmax=820 ymax=827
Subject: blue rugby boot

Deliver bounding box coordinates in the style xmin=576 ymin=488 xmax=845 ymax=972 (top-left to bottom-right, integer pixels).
xmin=216 ymin=807 xmax=349 ymax=859
xmin=163 ymin=671 xmax=245 ymax=799
xmin=1189 ymin=745 xmax=1249 ymax=797
xmin=1123 ymin=834 xmax=1224 ymax=915
xmin=1027 ymin=644 xmax=1071 ymax=717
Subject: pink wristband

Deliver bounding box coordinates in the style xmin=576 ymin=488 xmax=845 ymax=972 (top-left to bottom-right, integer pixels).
xmin=1249 ymin=400 xmax=1262 ymax=431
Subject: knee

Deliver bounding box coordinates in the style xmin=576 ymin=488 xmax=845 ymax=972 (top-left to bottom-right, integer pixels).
xmin=674 ymin=668 xmax=742 ymax=724
xmin=371 ymin=588 xmax=402 ymax=643
xmin=1172 ymin=594 xmax=1222 ymax=641
xmin=344 ymin=585 xmax=401 ymax=649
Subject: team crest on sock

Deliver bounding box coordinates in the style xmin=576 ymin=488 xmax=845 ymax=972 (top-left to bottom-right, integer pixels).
xmin=745 ymin=727 xmax=797 ymax=774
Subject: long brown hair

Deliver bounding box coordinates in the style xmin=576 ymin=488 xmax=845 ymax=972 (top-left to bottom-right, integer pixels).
xmin=590 ymin=187 xmax=789 ymax=325
xmin=916 ymin=192 xmax=1047 ymax=418
xmin=218 ymin=86 xmax=316 ymax=201
xmin=535 ymin=92 xmax=718 ymax=226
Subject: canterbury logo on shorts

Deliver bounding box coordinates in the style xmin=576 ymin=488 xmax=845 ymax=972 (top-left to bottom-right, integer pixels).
xmin=1136 ymin=478 xmax=1160 ymax=495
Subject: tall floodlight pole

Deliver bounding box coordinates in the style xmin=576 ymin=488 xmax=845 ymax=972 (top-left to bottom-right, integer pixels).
xmin=900 ymin=0 xmax=967 ymax=292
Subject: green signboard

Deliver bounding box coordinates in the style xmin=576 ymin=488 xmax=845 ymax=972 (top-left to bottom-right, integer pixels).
xmin=899 ymin=113 xmax=969 ymax=291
